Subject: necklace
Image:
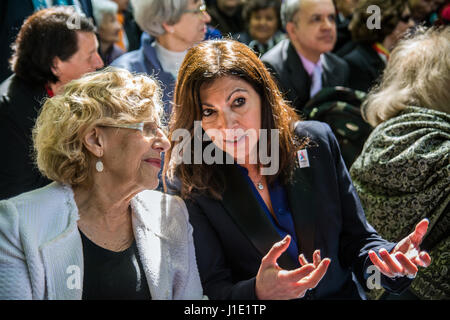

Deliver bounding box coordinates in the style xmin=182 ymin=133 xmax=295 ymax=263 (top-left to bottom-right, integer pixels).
xmin=256 ymin=181 xmax=264 ymax=190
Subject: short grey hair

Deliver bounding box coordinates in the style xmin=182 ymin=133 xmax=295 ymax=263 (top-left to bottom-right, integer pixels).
xmin=92 ymin=0 xmax=118 ymax=27
xmin=281 ymin=0 xmax=301 ymax=29
xmin=131 ymin=0 xmax=190 ymax=37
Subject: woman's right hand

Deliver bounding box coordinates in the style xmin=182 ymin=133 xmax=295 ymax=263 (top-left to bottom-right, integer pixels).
xmin=255 ymin=235 xmax=331 ymax=300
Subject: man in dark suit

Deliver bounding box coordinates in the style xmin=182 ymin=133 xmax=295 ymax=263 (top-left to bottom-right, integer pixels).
xmin=261 ymin=0 xmax=349 ymax=114
xmin=0 ymin=0 xmax=94 ymax=83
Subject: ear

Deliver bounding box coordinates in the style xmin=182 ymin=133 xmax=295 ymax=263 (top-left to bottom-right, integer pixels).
xmin=162 ymin=22 xmax=175 ymax=34
xmin=51 ymin=56 xmax=62 ymax=78
xmin=285 ymin=21 xmax=297 ymax=40
xmin=82 ymin=127 xmax=105 ymax=158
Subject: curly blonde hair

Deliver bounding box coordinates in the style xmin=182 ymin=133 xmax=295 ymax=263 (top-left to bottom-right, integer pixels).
xmin=363 ymin=26 xmax=450 ymax=127
xmin=33 ymin=67 xmax=163 ymax=186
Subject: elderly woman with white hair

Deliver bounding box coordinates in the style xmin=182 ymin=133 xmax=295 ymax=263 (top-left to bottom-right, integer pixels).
xmin=350 ymin=27 xmax=449 ymax=300
xmin=111 ymin=0 xmax=211 ymax=117
xmin=0 ymin=68 xmax=205 ymax=300
xmin=92 ymin=0 xmax=125 ymax=66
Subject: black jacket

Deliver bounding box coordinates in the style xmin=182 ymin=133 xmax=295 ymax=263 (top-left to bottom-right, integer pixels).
xmin=0 ymin=75 xmax=51 ymax=200
xmin=182 ymin=121 xmax=412 ymax=300
xmin=261 ymin=39 xmax=350 ymax=114
xmin=342 ymin=43 xmax=386 ymax=93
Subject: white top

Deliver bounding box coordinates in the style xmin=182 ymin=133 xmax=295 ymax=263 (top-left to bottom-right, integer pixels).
xmin=154 ymin=41 xmax=187 ymax=79
xmin=0 ymin=182 xmax=205 ymax=300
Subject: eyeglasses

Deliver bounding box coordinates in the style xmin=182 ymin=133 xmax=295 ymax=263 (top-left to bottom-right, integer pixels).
xmin=184 ymin=3 xmax=207 ymax=16
xmin=100 ymin=122 xmax=166 ymax=137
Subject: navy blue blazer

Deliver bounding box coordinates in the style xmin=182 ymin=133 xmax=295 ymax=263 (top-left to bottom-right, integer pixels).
xmin=184 ymin=121 xmax=411 ymax=299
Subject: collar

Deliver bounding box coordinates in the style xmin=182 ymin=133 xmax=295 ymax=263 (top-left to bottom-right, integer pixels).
xmin=45 ymin=83 xmax=54 ymax=97
xmin=372 ymin=42 xmax=390 ymax=64
xmin=298 ymin=52 xmax=323 ymax=76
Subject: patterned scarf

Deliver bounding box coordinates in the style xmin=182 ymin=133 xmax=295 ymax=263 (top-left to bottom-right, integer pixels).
xmin=350 ymin=106 xmax=450 ymax=299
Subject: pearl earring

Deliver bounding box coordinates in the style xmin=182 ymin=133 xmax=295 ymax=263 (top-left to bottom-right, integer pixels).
xmin=95 ymin=160 xmax=104 ymax=172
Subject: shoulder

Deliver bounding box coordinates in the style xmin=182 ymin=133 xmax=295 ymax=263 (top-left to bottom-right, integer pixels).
xmin=294 ymin=120 xmax=340 ymax=161
xmin=261 ymin=39 xmax=290 ymax=67
xmin=294 ymin=120 xmax=334 ymax=143
xmin=133 ymin=190 xmax=190 ymax=242
xmin=110 ymin=49 xmax=143 ymax=69
xmin=323 ymin=52 xmax=349 ymax=71
xmin=0 ymin=183 xmax=76 ymax=246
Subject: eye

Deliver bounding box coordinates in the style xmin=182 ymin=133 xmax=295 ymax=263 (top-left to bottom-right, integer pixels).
xmin=328 ymin=14 xmax=336 ymax=22
xmin=232 ymin=97 xmax=246 ymax=107
xmin=202 ymin=108 xmax=215 ymax=117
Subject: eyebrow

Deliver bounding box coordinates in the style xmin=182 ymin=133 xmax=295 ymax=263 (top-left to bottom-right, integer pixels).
xmin=201 ymin=88 xmax=248 ymax=108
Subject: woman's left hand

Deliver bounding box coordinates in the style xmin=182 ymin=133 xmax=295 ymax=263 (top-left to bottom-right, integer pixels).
xmin=368 ymin=218 xmax=432 ymax=279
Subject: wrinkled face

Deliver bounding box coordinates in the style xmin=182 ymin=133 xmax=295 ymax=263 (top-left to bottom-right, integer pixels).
xmin=200 ymin=76 xmax=262 ymax=164
xmin=249 ymin=7 xmax=279 ymax=44
xmin=99 ymin=121 xmax=170 ymax=190
xmin=170 ymin=0 xmax=211 ymax=50
xmin=98 ymin=13 xmax=122 ymax=45
xmin=287 ymin=0 xmax=336 ymax=61
xmin=54 ymin=31 xmax=104 ymax=86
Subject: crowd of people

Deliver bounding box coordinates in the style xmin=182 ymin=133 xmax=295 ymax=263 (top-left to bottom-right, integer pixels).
xmin=0 ymin=0 xmax=448 ymax=300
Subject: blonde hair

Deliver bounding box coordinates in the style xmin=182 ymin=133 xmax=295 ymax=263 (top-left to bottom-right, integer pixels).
xmin=33 ymin=67 xmax=163 ymax=186
xmin=363 ymin=26 xmax=450 ymax=127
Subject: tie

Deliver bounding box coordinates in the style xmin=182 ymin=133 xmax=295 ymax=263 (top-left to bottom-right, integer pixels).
xmin=310 ymin=64 xmax=322 ymax=98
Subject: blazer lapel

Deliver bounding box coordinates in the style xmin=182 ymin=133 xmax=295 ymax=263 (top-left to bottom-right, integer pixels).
xmin=286 ymin=162 xmax=316 ymax=262
xmin=286 ymin=42 xmax=310 ymax=109
xmin=221 ymin=165 xmax=298 ymax=270
xmin=131 ymin=193 xmax=171 ymax=300
xmin=40 ymin=198 xmax=83 ymax=300
xmin=321 ymin=54 xmax=337 ymax=88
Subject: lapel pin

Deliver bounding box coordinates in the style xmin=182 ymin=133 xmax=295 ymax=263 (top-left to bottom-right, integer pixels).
xmin=297 ymin=149 xmax=310 ymax=168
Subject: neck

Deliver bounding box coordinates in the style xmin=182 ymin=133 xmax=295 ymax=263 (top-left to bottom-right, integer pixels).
xmin=73 ymin=181 xmax=138 ymax=232
xmin=292 ymin=40 xmax=321 ymax=63
xmin=49 ymin=81 xmax=63 ymax=96
xmin=156 ymin=34 xmax=188 ymax=52
xmin=381 ymin=35 xmax=395 ymax=52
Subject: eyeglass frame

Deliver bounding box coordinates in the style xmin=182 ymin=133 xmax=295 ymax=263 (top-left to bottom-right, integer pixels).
xmin=99 ymin=122 xmax=166 ymax=137
xmin=183 ymin=3 xmax=207 ymax=16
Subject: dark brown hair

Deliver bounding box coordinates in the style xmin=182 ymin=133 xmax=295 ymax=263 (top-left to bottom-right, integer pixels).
xmin=10 ymin=6 xmax=95 ymax=86
xmin=163 ymin=39 xmax=304 ymax=200
xmin=242 ymin=0 xmax=282 ymax=30
xmin=349 ymin=0 xmax=410 ymax=43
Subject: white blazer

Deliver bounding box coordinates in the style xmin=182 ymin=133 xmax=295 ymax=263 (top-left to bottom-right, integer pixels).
xmin=0 ymin=182 xmax=205 ymax=300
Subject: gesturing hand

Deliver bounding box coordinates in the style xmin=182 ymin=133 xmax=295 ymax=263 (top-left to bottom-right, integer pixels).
xmin=255 ymin=235 xmax=331 ymax=300
xmin=368 ymin=219 xmax=432 ymax=279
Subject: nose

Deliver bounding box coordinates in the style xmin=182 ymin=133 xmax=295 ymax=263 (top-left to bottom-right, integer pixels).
xmin=202 ymin=10 xmax=211 ymax=23
xmin=93 ymin=51 xmax=104 ymax=70
xmin=152 ymin=130 xmax=171 ymax=153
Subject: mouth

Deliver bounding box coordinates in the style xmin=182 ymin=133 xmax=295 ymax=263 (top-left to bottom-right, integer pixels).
xmin=144 ymin=158 xmax=162 ymax=169
xmin=318 ymin=35 xmax=335 ymax=42
xmin=223 ymin=133 xmax=248 ymax=145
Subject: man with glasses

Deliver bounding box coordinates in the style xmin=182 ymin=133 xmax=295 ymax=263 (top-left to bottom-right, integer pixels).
xmin=111 ymin=0 xmax=211 ymax=117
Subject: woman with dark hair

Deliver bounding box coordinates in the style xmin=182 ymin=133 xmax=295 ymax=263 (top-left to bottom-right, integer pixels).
xmin=164 ymin=39 xmax=431 ymax=300
xmin=340 ymin=0 xmax=415 ymax=92
xmin=111 ymin=0 xmax=211 ymax=117
xmin=0 ymin=7 xmax=104 ymax=200
xmin=234 ymin=0 xmax=285 ymax=56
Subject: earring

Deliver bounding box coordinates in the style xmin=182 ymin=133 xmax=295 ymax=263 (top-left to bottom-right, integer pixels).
xmin=95 ymin=160 xmax=104 ymax=172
